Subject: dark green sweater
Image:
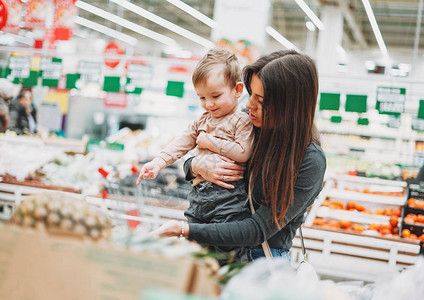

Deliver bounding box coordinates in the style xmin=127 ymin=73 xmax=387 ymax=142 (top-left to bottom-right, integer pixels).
xmin=184 ymin=143 xmax=326 ymax=250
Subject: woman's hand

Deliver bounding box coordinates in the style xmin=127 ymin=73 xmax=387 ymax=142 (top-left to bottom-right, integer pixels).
xmin=149 ymin=220 xmax=188 ymax=238
xmin=192 ymin=153 xmax=244 ymax=189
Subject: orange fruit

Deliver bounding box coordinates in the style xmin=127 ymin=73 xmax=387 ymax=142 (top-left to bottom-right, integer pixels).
xmin=368 ymin=224 xmax=380 ymax=231
xmin=392 ymin=227 xmax=399 ymax=234
xmin=419 ymin=234 xmax=424 ymax=241
xmin=329 ymin=201 xmax=344 ymax=209
xmin=391 ymin=209 xmax=401 ymax=217
xmin=408 ymin=198 xmax=416 ymax=207
xmin=339 ymin=220 xmax=352 ymax=229
xmin=352 ymin=224 xmax=365 ymax=232
xmin=401 ymin=229 xmax=411 ymax=238
xmin=328 ymin=219 xmax=340 ymax=229
xmin=383 ymin=208 xmax=392 ymax=216
xmin=355 ymin=204 xmax=366 ymax=212
xmin=406 ymin=213 xmax=417 ymax=222
xmin=389 ymin=216 xmax=399 ymax=227
xmin=346 ymin=201 xmax=356 ymax=210
xmin=380 ymin=228 xmax=391 ymax=235
xmin=404 ymin=217 xmax=415 ymax=224
xmin=380 ymin=224 xmax=392 ymax=232
xmin=417 ymin=200 xmax=424 ymax=209
xmin=410 ymin=234 xmax=418 ymax=240
xmin=322 ymin=200 xmax=330 ymax=207
xmin=417 ymin=214 xmax=424 ymax=223
xmin=313 ymin=218 xmax=326 ymax=226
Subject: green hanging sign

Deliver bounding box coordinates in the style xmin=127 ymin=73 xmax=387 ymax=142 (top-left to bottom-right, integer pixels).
xmin=376 ymin=86 xmax=406 ymax=116
xmin=40 ymin=57 xmax=62 ymax=87
xmin=13 ymin=70 xmax=38 ymax=87
xmin=319 ymin=93 xmax=340 ymax=111
xmin=8 ymin=56 xmax=31 ymax=79
xmin=103 ymin=76 xmax=121 ymax=92
xmin=166 ymin=80 xmax=185 ymax=98
xmin=417 ymin=100 xmax=424 ymax=119
xmin=345 ymin=94 xmax=367 ymax=113
xmin=66 ymin=73 xmax=81 ymax=89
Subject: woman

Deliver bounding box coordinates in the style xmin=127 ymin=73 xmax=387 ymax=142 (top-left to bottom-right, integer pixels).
xmin=0 ymin=79 xmax=15 ymax=133
xmin=8 ymin=88 xmax=37 ymax=135
xmin=151 ymin=50 xmax=326 ymax=261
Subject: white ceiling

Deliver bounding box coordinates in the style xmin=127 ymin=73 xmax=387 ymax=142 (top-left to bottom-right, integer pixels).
xmin=76 ymin=0 xmax=424 ymax=53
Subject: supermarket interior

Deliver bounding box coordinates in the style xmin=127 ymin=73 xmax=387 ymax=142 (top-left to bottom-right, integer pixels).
xmin=1 ymin=0 xmax=424 ymax=299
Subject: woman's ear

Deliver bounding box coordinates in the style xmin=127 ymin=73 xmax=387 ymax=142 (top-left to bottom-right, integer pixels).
xmin=235 ymin=82 xmax=244 ymax=98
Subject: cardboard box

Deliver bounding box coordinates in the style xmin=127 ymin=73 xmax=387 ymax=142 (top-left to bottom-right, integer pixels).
xmin=0 ymin=225 xmax=219 ymax=299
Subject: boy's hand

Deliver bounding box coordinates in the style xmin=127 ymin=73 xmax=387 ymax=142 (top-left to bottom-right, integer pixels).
xmin=196 ymin=132 xmax=214 ymax=150
xmin=136 ymin=159 xmax=164 ymax=185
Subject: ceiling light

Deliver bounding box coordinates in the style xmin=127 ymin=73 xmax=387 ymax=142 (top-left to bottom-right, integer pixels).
xmin=75 ymin=1 xmax=176 ymax=47
xmin=265 ymin=26 xmax=298 ymax=50
xmin=75 ymin=16 xmax=137 ymax=46
xmin=73 ymin=30 xmax=90 ymax=39
xmin=305 ymin=21 xmax=316 ymax=32
xmin=294 ymin=0 xmax=325 ymax=30
xmin=111 ymin=0 xmax=214 ymax=48
xmin=361 ymin=0 xmax=388 ymax=56
xmin=1 ymin=33 xmax=34 ymax=46
xmin=166 ymin=0 xmax=216 ymax=28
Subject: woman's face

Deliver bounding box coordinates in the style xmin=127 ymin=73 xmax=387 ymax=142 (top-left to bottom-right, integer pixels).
xmin=18 ymin=91 xmax=33 ymax=110
xmin=246 ymin=74 xmax=264 ymax=128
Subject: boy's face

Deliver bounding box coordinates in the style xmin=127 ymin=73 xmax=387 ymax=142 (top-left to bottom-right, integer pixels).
xmin=195 ymin=69 xmax=242 ymax=118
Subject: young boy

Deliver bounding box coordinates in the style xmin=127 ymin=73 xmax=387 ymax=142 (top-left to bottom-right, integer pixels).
xmin=137 ymin=49 xmax=253 ymax=263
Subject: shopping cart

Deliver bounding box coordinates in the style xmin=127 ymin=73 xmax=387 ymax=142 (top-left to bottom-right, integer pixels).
xmin=98 ymin=165 xmax=189 ymax=233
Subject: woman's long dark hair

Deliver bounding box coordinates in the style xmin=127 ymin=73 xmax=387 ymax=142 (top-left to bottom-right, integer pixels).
xmin=243 ymin=50 xmax=319 ymax=227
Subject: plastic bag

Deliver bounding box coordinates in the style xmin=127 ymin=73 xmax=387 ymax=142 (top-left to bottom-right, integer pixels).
xmin=220 ymin=257 xmax=350 ymax=300
xmin=372 ymin=256 xmax=424 ymax=300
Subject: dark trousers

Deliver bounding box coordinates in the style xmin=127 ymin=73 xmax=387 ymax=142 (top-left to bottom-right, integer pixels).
xmin=184 ymin=180 xmax=251 ymax=264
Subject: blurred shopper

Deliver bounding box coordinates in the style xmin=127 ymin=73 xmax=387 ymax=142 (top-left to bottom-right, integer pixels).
xmin=137 ymin=49 xmax=253 ymax=264
xmin=0 ymin=79 xmax=15 ymax=133
xmin=151 ymin=50 xmax=326 ymax=262
xmin=8 ymin=87 xmax=37 ymax=134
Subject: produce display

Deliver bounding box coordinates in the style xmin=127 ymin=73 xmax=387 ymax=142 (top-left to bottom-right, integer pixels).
xmin=308 ymin=176 xmax=411 ymax=241
xmin=400 ymin=185 xmax=424 ymax=245
xmin=312 ymin=199 xmax=401 ymax=238
xmin=0 ymin=130 xmax=190 ymax=196
xmin=326 ymin=155 xmax=404 ymax=180
xmin=11 ymin=193 xmax=112 ymax=240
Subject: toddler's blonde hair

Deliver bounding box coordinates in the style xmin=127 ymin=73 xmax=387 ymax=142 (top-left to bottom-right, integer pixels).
xmin=192 ymin=48 xmax=241 ymax=89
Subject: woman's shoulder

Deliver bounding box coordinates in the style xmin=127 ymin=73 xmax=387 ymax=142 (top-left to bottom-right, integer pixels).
xmin=306 ymin=143 xmax=326 ymax=159
xmin=301 ymin=143 xmax=326 ymax=173
xmin=295 ymin=143 xmax=326 ymax=189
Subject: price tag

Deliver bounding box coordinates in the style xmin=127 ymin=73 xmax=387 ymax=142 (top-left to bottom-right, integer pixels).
xmin=412 ymin=118 xmax=424 ymax=131
xmin=79 ymin=61 xmax=102 ymax=83
xmin=126 ymin=64 xmax=152 ymax=91
xmin=376 ymin=86 xmax=406 ymax=115
xmin=40 ymin=57 xmax=62 ymax=79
